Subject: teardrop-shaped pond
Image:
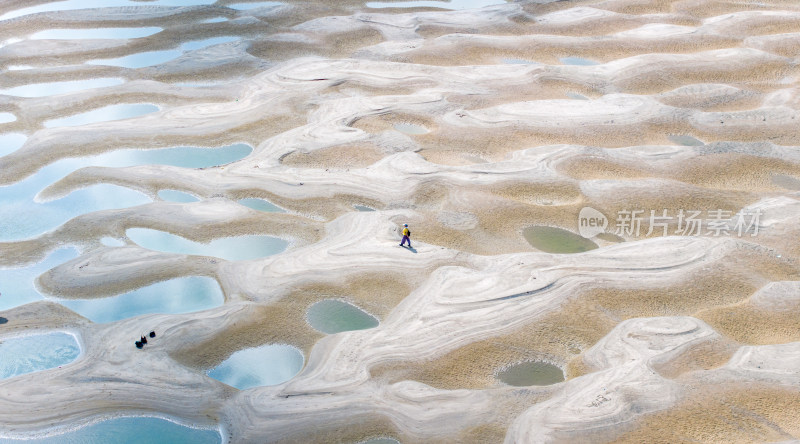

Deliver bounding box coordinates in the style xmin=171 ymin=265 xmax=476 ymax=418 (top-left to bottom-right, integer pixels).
xmin=126 ymin=229 xmax=288 ymax=261
xmin=306 ymin=300 xmax=379 ymax=334
xmin=207 ymin=344 xmax=303 ymax=390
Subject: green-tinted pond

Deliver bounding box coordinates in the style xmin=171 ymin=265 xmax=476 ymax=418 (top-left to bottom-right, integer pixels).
xmin=595 ymin=232 xmax=624 ymax=243
xmin=523 ymin=226 xmax=598 ymax=254
xmin=306 ymin=300 xmax=379 ymax=334
xmin=497 ymin=361 xmax=564 ymax=387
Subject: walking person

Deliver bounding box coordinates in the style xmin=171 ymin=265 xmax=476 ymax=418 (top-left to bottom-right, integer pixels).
xmin=400 ymin=224 xmax=412 ymax=248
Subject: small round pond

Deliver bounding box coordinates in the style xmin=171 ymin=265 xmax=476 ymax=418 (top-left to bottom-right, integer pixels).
xmin=523 ymin=226 xmax=598 ymax=254
xmin=306 ymin=300 xmax=379 ymax=334
xmin=0 ymin=416 xmax=221 ymax=444
xmin=0 ymin=332 xmax=81 ymax=380
xmin=207 ymin=344 xmax=304 ymax=390
xmin=497 ymin=361 xmax=565 ymax=387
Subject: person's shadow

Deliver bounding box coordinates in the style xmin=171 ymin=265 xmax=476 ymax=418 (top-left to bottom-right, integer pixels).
xmin=0 ymin=317 xmax=7 ymax=324
xmin=401 ymin=246 xmax=418 ymax=254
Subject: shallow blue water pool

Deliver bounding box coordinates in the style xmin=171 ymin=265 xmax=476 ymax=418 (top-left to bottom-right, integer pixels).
xmin=238 ymin=198 xmax=283 ymax=213
xmin=158 ymin=189 xmax=200 ymax=203
xmin=0 ymin=332 xmax=81 ymax=380
xmin=207 ymin=344 xmax=304 ymax=390
xmin=0 ymin=248 xmax=79 ymax=311
xmin=127 ymin=228 xmax=288 ymax=261
xmin=0 ymin=417 xmax=221 ymax=444
xmin=56 ymin=276 xmax=224 ymax=323
xmin=0 ymin=143 xmax=252 ymax=241
xmin=0 ymin=78 xmax=124 ymax=98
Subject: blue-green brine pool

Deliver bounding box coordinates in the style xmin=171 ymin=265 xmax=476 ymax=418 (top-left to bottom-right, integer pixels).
xmin=207 ymin=344 xmax=304 ymax=390
xmin=306 ymin=300 xmax=379 ymax=334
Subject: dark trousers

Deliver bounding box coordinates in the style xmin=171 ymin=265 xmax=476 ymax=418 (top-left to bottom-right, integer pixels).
xmin=400 ymin=235 xmax=411 ymax=247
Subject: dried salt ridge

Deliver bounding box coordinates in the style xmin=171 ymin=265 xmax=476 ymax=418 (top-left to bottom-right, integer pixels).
xmin=1 ymin=0 xmax=800 ymax=442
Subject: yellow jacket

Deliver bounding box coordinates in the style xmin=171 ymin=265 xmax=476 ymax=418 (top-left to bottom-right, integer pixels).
xmin=403 ymin=228 xmax=410 ymax=236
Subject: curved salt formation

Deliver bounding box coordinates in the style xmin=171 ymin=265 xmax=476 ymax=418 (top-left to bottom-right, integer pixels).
xmin=505 ymin=317 xmax=721 ymax=443
xmin=1 ymin=0 xmax=800 ymax=442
